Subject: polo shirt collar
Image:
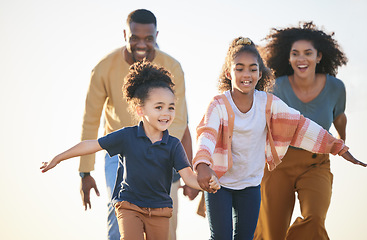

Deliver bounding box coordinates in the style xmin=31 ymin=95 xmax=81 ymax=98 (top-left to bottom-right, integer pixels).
xmin=137 ymin=121 xmax=169 ymax=144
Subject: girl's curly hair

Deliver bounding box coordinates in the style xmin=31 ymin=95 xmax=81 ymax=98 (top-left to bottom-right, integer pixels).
xmin=263 ymin=21 xmax=348 ymax=78
xmin=123 ymin=59 xmax=174 ymax=111
xmin=218 ymin=37 xmax=273 ymax=93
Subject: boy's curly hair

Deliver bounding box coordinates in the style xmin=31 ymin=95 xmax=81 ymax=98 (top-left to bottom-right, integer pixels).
xmin=263 ymin=21 xmax=348 ymax=78
xmin=123 ymin=60 xmax=174 ymax=113
xmin=218 ymin=37 xmax=274 ymax=93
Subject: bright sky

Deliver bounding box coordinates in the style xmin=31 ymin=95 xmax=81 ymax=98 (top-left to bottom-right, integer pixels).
xmin=1 ymin=0 xmax=367 ymax=239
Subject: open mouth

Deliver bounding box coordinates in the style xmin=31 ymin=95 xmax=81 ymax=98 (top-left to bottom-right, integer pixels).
xmin=135 ymin=50 xmax=147 ymax=57
xmin=297 ymin=64 xmax=308 ymax=71
xmin=241 ymin=80 xmax=252 ymax=86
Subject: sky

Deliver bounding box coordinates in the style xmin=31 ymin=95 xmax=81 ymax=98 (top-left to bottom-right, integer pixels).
xmin=1 ymin=0 xmax=367 ymax=239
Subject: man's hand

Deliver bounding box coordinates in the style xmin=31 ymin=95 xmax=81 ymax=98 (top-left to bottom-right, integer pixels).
xmin=182 ymin=185 xmax=200 ymax=200
xmin=80 ymin=175 xmax=100 ymax=210
xmin=196 ymin=163 xmax=216 ymax=193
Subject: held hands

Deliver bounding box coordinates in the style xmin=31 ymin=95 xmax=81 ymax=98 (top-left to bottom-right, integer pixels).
xmin=209 ymin=175 xmax=220 ymax=193
xmin=342 ymin=151 xmax=367 ymax=167
xmin=197 ymin=163 xmax=220 ymax=193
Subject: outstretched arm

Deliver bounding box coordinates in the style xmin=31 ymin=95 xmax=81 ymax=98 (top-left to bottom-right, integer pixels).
xmin=179 ymin=167 xmax=220 ymax=193
xmin=41 ymin=140 xmax=103 ymax=173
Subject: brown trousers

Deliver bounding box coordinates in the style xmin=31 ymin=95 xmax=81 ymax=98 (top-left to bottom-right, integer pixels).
xmin=115 ymin=201 xmax=172 ymax=240
xmin=254 ymin=148 xmax=333 ymax=240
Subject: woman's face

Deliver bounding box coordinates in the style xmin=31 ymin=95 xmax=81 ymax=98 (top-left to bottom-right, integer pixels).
xmin=289 ymin=40 xmax=322 ymax=78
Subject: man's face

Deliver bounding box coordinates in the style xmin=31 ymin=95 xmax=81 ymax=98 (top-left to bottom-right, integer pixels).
xmin=124 ymin=22 xmax=158 ymax=63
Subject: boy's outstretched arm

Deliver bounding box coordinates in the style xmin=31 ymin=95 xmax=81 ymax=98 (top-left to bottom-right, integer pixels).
xmin=179 ymin=167 xmax=220 ymax=193
xmin=341 ymin=151 xmax=367 ymax=167
xmin=41 ymin=140 xmax=102 ymax=173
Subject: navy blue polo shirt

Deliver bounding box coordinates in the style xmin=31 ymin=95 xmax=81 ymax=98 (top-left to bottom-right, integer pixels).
xmin=98 ymin=121 xmax=190 ymax=208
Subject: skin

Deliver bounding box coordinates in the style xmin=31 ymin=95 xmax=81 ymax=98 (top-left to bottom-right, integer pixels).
xmin=41 ymin=88 xmax=220 ymax=204
xmin=123 ymin=22 xmax=158 ymax=65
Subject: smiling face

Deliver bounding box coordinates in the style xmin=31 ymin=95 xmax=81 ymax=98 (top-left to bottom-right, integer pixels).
xmin=289 ymin=40 xmax=322 ymax=78
xmin=229 ymin=51 xmax=262 ymax=95
xmin=137 ymin=87 xmax=175 ymax=138
xmin=124 ymin=22 xmax=158 ymax=64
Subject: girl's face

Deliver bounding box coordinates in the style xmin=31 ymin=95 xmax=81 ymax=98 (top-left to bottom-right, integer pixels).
xmin=137 ymin=87 xmax=175 ymax=135
xmin=289 ymin=40 xmax=322 ymax=78
xmin=229 ymin=52 xmax=262 ymax=95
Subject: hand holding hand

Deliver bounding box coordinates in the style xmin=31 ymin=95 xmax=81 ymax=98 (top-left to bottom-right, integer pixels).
xmin=209 ymin=175 xmax=220 ymax=193
xmin=342 ymin=151 xmax=367 ymax=167
xmin=197 ymin=163 xmax=216 ymax=193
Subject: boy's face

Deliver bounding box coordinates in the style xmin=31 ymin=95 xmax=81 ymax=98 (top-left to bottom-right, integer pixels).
xmin=137 ymin=87 xmax=175 ymax=135
xmin=124 ymin=22 xmax=158 ymax=63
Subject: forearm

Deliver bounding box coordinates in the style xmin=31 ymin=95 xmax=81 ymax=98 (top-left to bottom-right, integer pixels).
xmin=181 ymin=127 xmax=193 ymax=164
xmin=57 ymin=140 xmax=102 ymax=164
xmin=333 ymin=113 xmax=347 ymax=141
xmin=178 ymin=167 xmax=202 ymax=191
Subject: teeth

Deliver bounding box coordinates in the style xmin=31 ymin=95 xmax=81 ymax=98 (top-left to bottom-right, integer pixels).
xmin=298 ymin=65 xmax=308 ymax=68
xmin=242 ymin=81 xmax=251 ymax=84
xmin=136 ymin=50 xmax=146 ymax=55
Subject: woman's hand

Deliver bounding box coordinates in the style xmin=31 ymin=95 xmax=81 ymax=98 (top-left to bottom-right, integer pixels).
xmin=341 ymin=151 xmax=367 ymax=167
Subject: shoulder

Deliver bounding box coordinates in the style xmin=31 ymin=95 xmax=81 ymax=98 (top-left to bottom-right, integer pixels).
xmin=326 ymin=74 xmax=345 ymax=90
xmin=154 ymin=49 xmax=183 ymax=71
xmin=274 ymin=75 xmax=289 ymax=86
xmin=93 ymin=47 xmax=124 ymax=70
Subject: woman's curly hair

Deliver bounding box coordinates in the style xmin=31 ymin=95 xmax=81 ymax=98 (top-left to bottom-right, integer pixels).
xmin=218 ymin=37 xmax=273 ymax=93
xmin=263 ymin=21 xmax=348 ymax=78
xmin=123 ymin=59 xmax=174 ymax=111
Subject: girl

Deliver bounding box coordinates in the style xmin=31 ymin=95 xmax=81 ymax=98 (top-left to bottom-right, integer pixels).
xmin=41 ymin=60 xmax=219 ymax=240
xmin=255 ymin=22 xmax=355 ymax=240
xmin=193 ymin=37 xmax=365 ymax=240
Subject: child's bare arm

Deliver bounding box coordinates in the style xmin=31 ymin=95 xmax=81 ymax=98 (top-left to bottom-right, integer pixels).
xmin=341 ymin=151 xmax=366 ymax=167
xmin=40 ymin=140 xmax=102 ymax=173
xmin=179 ymin=167 xmax=220 ymax=193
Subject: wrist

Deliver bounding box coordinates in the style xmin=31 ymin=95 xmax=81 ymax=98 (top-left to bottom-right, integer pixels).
xmin=79 ymin=172 xmax=91 ymax=178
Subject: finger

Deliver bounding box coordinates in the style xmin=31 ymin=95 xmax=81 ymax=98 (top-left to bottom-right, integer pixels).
xmin=93 ymin=185 xmax=100 ymax=197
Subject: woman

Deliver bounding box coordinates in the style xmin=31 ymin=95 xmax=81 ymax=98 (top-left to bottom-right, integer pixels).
xmin=255 ymin=22 xmax=349 ymax=240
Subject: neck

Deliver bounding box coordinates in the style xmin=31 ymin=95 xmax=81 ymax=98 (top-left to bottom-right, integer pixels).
xmin=290 ymin=74 xmax=318 ymax=92
xmin=141 ymin=122 xmax=163 ymax=143
xmin=230 ymin=90 xmax=254 ymax=113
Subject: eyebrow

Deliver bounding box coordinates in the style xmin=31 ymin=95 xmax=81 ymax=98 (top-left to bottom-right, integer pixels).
xmin=235 ymin=63 xmax=258 ymax=67
xmin=155 ymin=102 xmax=175 ymax=106
xmin=291 ymin=49 xmax=313 ymax=52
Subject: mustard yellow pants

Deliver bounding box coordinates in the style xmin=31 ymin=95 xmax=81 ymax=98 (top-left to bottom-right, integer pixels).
xmin=254 ymin=148 xmax=333 ymax=240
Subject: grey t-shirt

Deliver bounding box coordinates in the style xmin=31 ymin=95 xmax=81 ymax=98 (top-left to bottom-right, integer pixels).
xmin=272 ymin=75 xmax=346 ymax=131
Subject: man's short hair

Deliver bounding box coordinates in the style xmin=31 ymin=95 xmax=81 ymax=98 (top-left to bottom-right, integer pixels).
xmin=126 ymin=9 xmax=157 ymax=27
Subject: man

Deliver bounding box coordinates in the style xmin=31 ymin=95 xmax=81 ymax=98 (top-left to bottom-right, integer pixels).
xmin=78 ymin=9 xmax=197 ymax=240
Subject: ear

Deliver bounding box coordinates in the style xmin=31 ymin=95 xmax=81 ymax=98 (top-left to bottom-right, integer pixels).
xmin=226 ymin=70 xmax=231 ymax=80
xmin=123 ymin=29 xmax=127 ymax=42
xmin=258 ymin=71 xmax=262 ymax=80
xmin=156 ymin=30 xmax=159 ymax=38
xmin=136 ymin=105 xmax=144 ymax=117
xmin=317 ymin=52 xmax=322 ymax=63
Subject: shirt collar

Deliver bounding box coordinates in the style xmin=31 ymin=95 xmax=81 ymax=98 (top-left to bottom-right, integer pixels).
xmin=137 ymin=121 xmax=169 ymax=144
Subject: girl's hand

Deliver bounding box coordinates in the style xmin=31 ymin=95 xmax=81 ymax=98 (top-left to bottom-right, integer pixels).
xmin=40 ymin=157 xmax=60 ymax=173
xmin=197 ymin=163 xmax=215 ymax=193
xmin=341 ymin=151 xmax=367 ymax=167
xmin=209 ymin=175 xmax=220 ymax=193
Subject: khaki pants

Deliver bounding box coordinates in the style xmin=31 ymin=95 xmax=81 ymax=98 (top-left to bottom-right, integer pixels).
xmin=115 ymin=201 xmax=172 ymax=240
xmin=255 ymin=148 xmax=333 ymax=240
